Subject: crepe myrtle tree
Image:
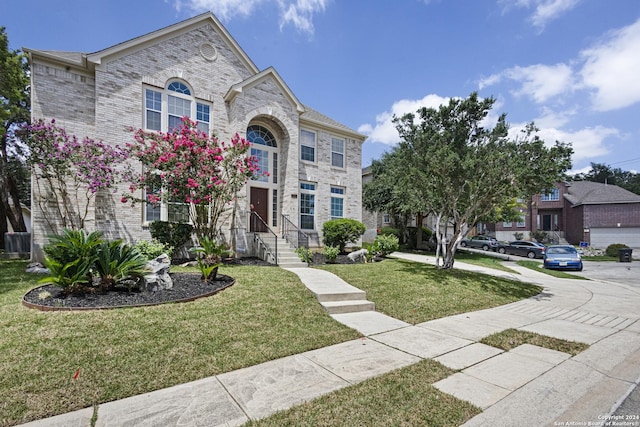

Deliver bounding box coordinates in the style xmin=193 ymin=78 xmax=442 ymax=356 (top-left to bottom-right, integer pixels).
xmin=23 ymin=119 xmax=129 ymax=232
xmin=392 ymin=92 xmax=573 ymax=269
xmin=122 ymin=117 xmax=260 ymax=242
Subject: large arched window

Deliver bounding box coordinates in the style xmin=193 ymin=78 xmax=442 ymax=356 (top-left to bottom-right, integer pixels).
xmin=144 ymin=80 xmax=211 ymax=133
xmin=247 ymin=125 xmax=278 ymax=184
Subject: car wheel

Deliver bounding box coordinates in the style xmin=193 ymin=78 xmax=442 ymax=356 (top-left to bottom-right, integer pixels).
xmin=527 ymin=251 xmax=536 ymax=259
xmin=482 ymin=245 xmax=489 ymax=251
xmin=460 ymin=242 xmax=467 ymax=247
xmin=498 ymin=247 xmax=506 ymax=254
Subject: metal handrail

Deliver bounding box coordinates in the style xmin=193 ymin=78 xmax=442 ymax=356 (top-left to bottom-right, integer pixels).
xmin=281 ymin=214 xmax=309 ymax=249
xmin=249 ymin=211 xmax=278 ymax=264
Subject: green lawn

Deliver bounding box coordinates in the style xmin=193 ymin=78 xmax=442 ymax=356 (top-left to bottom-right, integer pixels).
xmin=453 ymin=251 xmax=520 ymax=273
xmin=0 ymin=261 xmax=360 ymax=426
xmin=0 ymin=257 xmax=544 ymax=426
xmin=320 ymin=258 xmax=542 ymax=324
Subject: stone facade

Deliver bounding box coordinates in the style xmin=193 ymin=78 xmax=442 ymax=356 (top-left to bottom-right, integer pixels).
xmin=26 ymin=12 xmax=365 ymax=260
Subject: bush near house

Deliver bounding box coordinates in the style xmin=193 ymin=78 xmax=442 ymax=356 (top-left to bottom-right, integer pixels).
xmin=606 ymin=243 xmax=630 ymax=257
xmin=374 ymin=234 xmax=400 ymax=257
xmin=322 ymin=219 xmax=366 ymax=253
xmin=379 ymin=227 xmax=401 ymax=239
xmin=149 ymin=221 xmax=194 ymax=257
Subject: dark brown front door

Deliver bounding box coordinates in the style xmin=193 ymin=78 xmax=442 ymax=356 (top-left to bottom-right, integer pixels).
xmin=250 ymin=187 xmax=269 ymax=232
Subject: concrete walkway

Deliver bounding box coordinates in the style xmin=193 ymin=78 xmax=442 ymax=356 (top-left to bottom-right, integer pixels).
xmin=18 ymin=253 xmax=640 ymax=426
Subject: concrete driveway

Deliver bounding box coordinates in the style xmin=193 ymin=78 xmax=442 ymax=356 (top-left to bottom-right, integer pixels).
xmin=574 ymin=260 xmax=639 ymax=287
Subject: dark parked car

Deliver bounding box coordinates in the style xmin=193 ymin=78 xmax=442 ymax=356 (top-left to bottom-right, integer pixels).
xmin=496 ymin=240 xmax=546 ymax=259
xmin=543 ymin=245 xmax=583 ymax=271
xmin=459 ymin=235 xmax=499 ymax=251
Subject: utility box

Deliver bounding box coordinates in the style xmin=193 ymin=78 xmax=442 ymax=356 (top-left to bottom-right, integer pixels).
xmin=619 ymin=248 xmax=633 ymax=263
xmin=4 ymin=232 xmax=31 ymax=253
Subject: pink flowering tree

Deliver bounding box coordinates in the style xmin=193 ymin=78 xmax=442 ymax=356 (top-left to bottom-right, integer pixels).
xmin=122 ymin=118 xmax=259 ymax=241
xmin=24 ymin=119 xmax=129 ymax=231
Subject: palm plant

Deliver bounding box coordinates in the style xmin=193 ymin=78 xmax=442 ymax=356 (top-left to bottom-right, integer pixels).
xmin=40 ymin=256 xmax=96 ymax=294
xmin=189 ymin=236 xmax=232 ymax=281
xmin=94 ymin=241 xmax=150 ymax=291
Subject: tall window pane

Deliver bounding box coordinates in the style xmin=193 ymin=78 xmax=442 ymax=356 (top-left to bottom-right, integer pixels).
xmin=145 ymin=89 xmax=162 ymax=131
xmin=168 ymin=95 xmax=191 ymax=131
xmin=331 ymin=137 xmax=345 ymax=168
xmin=300 ymin=129 xmax=315 ymax=162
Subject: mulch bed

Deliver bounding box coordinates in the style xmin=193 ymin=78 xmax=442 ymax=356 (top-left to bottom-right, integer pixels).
xmin=22 ymin=257 xmax=273 ymax=311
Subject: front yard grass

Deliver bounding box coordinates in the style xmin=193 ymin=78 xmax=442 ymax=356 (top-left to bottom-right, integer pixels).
xmin=320 ymin=258 xmax=543 ymax=324
xmin=0 ymin=260 xmax=360 ymax=426
xmin=454 ymin=251 xmax=520 ymax=273
xmin=1 ymin=257 xmax=544 ymax=426
xmin=243 ymin=359 xmax=481 ymax=427
xmin=481 ymin=328 xmax=589 ymax=356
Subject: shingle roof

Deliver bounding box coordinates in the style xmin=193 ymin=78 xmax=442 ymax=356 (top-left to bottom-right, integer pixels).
xmin=301 ymin=105 xmax=366 ymax=140
xmin=564 ymin=181 xmax=640 ymax=206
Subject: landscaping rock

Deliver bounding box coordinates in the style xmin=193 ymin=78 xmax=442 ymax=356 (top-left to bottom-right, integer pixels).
xmin=347 ymin=248 xmax=368 ymax=263
xmin=25 ymin=262 xmax=50 ymax=274
xmin=143 ymin=253 xmax=173 ymax=292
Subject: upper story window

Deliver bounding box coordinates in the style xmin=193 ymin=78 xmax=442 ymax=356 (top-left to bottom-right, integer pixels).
xmin=541 ymin=188 xmax=559 ymax=201
xmin=331 ymin=137 xmax=345 ymax=168
xmin=144 ymin=80 xmax=211 ymax=134
xmin=300 ymin=129 xmax=316 ymax=162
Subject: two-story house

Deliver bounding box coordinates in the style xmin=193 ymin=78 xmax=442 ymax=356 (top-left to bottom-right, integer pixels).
xmin=494 ymin=181 xmax=640 ymax=248
xmin=26 ymin=12 xmax=365 ymax=260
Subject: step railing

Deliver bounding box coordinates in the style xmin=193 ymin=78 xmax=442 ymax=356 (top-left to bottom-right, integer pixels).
xmin=249 ymin=211 xmax=278 ymax=265
xmin=281 ymin=214 xmax=309 ymax=249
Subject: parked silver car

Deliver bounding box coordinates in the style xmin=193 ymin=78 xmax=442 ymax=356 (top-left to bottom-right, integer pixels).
xmin=459 ymin=235 xmax=499 ymax=251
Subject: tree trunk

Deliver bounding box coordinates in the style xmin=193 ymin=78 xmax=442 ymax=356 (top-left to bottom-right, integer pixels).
xmin=416 ymin=212 xmax=423 ymax=249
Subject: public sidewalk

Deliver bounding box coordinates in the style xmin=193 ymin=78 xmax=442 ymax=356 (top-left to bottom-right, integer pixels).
xmin=18 ymin=253 xmax=640 ymax=427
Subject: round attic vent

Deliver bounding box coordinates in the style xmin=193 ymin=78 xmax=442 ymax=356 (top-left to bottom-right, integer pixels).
xmin=199 ymin=43 xmax=218 ymax=61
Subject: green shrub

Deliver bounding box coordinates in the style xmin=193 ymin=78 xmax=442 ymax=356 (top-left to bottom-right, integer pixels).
xmin=530 ymin=230 xmax=547 ymax=243
xmin=323 ymin=245 xmax=340 ymax=263
xmin=362 ymin=242 xmax=376 ymax=262
xmin=322 ymin=219 xmax=366 ymax=252
xmin=148 ymin=221 xmax=194 ymax=256
xmin=134 ymin=239 xmax=173 ymax=260
xmin=295 ymin=246 xmax=314 ymax=264
xmin=379 ymin=227 xmax=400 ymax=239
xmin=375 ymin=234 xmax=399 ymax=256
xmin=606 ymin=243 xmax=629 ymax=257
xmin=513 ymin=232 xmax=524 ymax=240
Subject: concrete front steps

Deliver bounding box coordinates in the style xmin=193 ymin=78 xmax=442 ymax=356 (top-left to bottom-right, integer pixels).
xmin=276 ymin=238 xmax=308 ymax=268
xmin=285 ymin=268 xmax=376 ymax=314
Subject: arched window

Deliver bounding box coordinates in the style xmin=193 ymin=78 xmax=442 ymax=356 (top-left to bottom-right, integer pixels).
xmin=247 ymin=125 xmax=278 ymax=184
xmin=144 ymin=80 xmax=211 ymax=134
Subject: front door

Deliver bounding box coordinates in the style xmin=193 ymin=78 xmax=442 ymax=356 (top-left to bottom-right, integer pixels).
xmin=250 ymin=187 xmax=269 ymax=232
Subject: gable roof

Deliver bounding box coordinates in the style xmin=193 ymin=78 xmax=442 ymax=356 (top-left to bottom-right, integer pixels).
xmin=224 ymin=66 xmax=305 ymax=113
xmin=564 ymin=181 xmax=640 ymax=206
xmin=301 ymin=105 xmax=366 ymax=141
xmin=25 ymin=12 xmax=259 ymax=74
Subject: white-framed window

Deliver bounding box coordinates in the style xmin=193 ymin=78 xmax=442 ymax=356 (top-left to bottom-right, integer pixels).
xmin=541 ymin=187 xmax=559 ymax=201
xmin=331 ymin=137 xmax=345 ymax=168
xmin=144 ymin=80 xmax=211 ymax=134
xmin=300 ymin=182 xmax=316 ymax=230
xmin=300 ymin=129 xmax=316 ymax=162
xmin=503 ymin=221 xmax=512 ymax=227
xmin=383 ymin=213 xmax=391 ymax=224
xmin=330 ymin=186 xmax=345 ymax=219
xmin=143 ymin=176 xmax=191 ymax=224
xmin=248 ymin=125 xmax=278 ymax=184
xmin=516 ymin=220 xmax=526 ymax=227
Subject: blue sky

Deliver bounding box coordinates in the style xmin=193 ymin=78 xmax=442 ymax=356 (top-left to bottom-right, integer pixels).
xmin=4 ymin=0 xmax=640 ymax=173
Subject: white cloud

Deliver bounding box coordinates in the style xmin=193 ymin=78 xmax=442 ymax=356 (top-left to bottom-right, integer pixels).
xmin=358 ymin=94 xmax=450 ymax=145
xmin=500 ymin=0 xmax=581 ymax=30
xmin=479 ymin=63 xmax=574 ymax=103
xmin=508 ymin=121 xmax=618 ymax=163
xmin=580 ymin=18 xmax=640 ymax=111
xmin=171 ymin=0 xmax=328 ymax=34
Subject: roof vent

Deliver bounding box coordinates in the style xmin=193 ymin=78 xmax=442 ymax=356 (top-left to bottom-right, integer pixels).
xmin=199 ymin=43 xmax=218 ymax=61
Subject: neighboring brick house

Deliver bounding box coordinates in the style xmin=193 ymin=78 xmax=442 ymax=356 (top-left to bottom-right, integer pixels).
xmin=494 ymin=181 xmax=640 ymax=248
xmin=26 ymin=12 xmax=365 ymax=260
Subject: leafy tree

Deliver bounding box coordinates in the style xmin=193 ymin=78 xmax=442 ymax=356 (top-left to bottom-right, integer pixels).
xmin=393 ymin=92 xmax=573 ymax=268
xmin=0 ymin=27 xmax=30 ymax=247
xmin=23 ymin=119 xmax=129 ymax=232
xmin=123 ymin=118 xmax=259 ymax=242
xmin=573 ymin=162 xmax=640 ymax=195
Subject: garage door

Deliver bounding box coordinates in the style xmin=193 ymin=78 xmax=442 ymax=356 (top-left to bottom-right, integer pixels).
xmin=590 ymin=228 xmax=640 ymax=248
